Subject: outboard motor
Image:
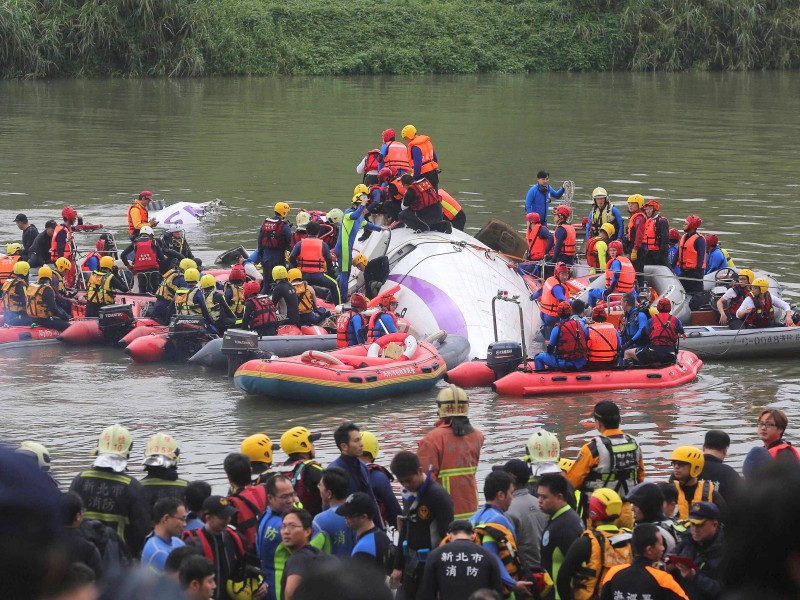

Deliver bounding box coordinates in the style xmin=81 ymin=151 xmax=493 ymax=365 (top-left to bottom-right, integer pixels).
xmin=169 ymin=315 xmax=213 ymax=360
xmin=98 ymin=304 xmax=135 ymax=345
xmin=487 ymin=341 xmax=523 ymax=380
xmin=221 ymin=329 xmax=260 ymax=377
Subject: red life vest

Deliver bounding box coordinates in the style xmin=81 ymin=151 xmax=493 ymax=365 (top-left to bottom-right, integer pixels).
xmin=745 ymin=292 xmax=774 ymax=328
xmin=556 ymin=318 xmax=587 ymax=361
xmin=643 ymin=215 xmax=666 ymax=250
xmin=626 ymin=212 xmax=646 ymax=249
xmin=320 ymin=224 xmax=338 ymax=249
xmin=727 ymin=285 xmax=748 ymax=315
xmin=587 ymin=322 xmax=619 ymax=363
xmin=367 ymin=310 xmax=399 ymax=343
xmin=297 ymin=238 xmax=326 ymax=273
xmin=281 ymin=459 xmax=323 ymax=514
xmin=539 ymin=277 xmax=570 ymax=318
xmin=228 ymin=485 xmax=267 ymax=552
xmin=364 ymin=149 xmax=381 ymax=172
xmin=767 ymin=442 xmax=800 ymax=460
xmin=182 ymin=526 xmax=245 ymax=562
xmin=439 ymin=189 xmax=462 ymax=221
xmin=0 ymin=255 xmax=21 ymax=283
xmin=407 ymin=135 xmax=438 ymax=175
xmin=291 ymin=228 xmax=308 ymax=250
xmin=389 ymin=177 xmax=407 ymax=201
xmin=50 ymin=224 xmax=73 ymax=261
xmin=605 ymin=257 xmax=636 ymax=293
xmin=260 ymin=218 xmax=287 ymax=250
xmin=366 ymin=463 xmax=395 ymax=523
xmin=407 ymin=179 xmax=440 ymax=211
xmin=336 ymin=311 xmax=354 ymax=347
xmin=585 ymin=237 xmax=603 ymax=269
xmin=527 ymin=224 xmax=548 ymax=261
xmin=247 ymin=295 xmax=278 ymax=329
xmin=552 ymin=224 xmax=576 ymax=257
xmin=133 ymin=238 xmax=159 ymax=272
xmin=383 ymin=141 xmax=410 ymax=175
xmin=650 ymin=313 xmax=678 ymax=348
xmin=678 ymin=232 xmax=706 ymax=270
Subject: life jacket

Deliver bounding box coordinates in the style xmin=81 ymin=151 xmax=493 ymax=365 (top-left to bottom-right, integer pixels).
xmin=407 ymin=135 xmax=438 ymax=175
xmin=87 ymin=270 xmax=115 ymax=305
xmin=388 ymin=177 xmax=406 ymax=201
xmin=556 ymin=318 xmax=587 ymax=361
xmin=183 ymin=526 xmax=245 ymax=564
xmin=260 ymin=218 xmax=287 ymax=250
xmin=727 ymin=285 xmax=748 ymax=315
xmin=319 ymin=224 xmax=338 ymax=249
xmin=589 ymin=203 xmax=615 ymax=238
xmin=296 ymin=238 xmax=326 ymax=273
xmin=2 ymin=277 xmax=28 ymax=313
xmin=203 ymin=289 xmax=223 ymax=323
xmin=584 ymin=434 xmax=640 ymax=494
xmin=364 ymin=149 xmax=381 ymax=173
xmin=383 ymin=141 xmax=410 ymax=175
xmin=678 ymin=232 xmax=706 ymax=270
xmin=643 ymin=215 xmax=666 ymax=250
xmin=469 ymin=521 xmax=522 ymax=584
xmin=292 ymin=281 xmax=315 ymax=315
xmin=745 ymin=291 xmax=774 ymax=328
xmin=649 ymin=313 xmax=678 ymax=348
xmin=367 ymin=310 xmax=399 ymax=343
xmin=366 ymin=463 xmax=395 ymax=523
xmin=625 ymin=212 xmax=646 ymax=249
xmin=438 ymin=189 xmax=462 ymax=221
xmin=50 ymin=270 xmax=66 ymax=295
xmin=552 ymin=223 xmax=577 ymax=257
xmin=605 ymin=257 xmax=636 ymax=293
xmin=281 ymin=459 xmax=323 ymax=513
xmin=247 ymin=295 xmax=279 ymax=329
xmin=767 ymin=441 xmax=800 ymax=460
xmin=572 ymin=527 xmax=633 ymax=600
xmin=291 ymin=228 xmax=307 ymax=250
xmin=228 ymin=485 xmax=268 ymax=552
xmin=407 ymin=178 xmax=440 ymax=211
xmin=174 ymin=287 xmax=203 ymax=316
xmin=25 ymin=283 xmax=53 ymax=319
xmin=80 ymin=251 xmax=102 ymax=272
xmin=224 ymin=282 xmax=245 ymax=317
xmin=585 ymin=237 xmax=604 ymax=269
xmin=0 ymin=255 xmax=21 ymax=282
xmin=336 ymin=310 xmax=362 ymax=348
xmin=539 ymin=277 xmax=570 ymax=318
xmin=587 ymin=322 xmax=619 ymax=363
xmin=527 ymin=224 xmax=549 ymax=261
xmin=674 ymin=480 xmax=714 ymax=520
xmin=50 ymin=224 xmax=73 ymax=261
xmin=156 ymin=269 xmax=181 ymax=302
xmin=133 ymin=238 xmax=159 ymax=272
xmin=127 ymin=201 xmax=149 ymax=235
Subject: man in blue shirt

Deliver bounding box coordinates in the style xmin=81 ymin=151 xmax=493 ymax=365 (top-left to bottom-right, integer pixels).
xmin=142 ymin=497 xmax=186 ymax=573
xmin=338 ymin=492 xmax=394 ymax=573
xmin=704 ymin=234 xmax=728 ymax=274
xmin=525 ymin=170 xmax=566 ymax=225
xmin=621 ymin=292 xmax=650 ymax=352
xmin=312 ymin=468 xmax=356 ymax=557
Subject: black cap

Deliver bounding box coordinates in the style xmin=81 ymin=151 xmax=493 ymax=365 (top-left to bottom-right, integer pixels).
xmin=448 ymin=520 xmax=474 ymax=534
xmin=335 ymin=492 xmax=374 ymax=519
xmin=13 ymin=214 xmax=27 ymax=223
xmin=593 ymin=401 xmax=620 ymax=420
xmin=492 ymin=459 xmax=531 ymax=486
xmin=202 ymin=495 xmax=237 ymax=518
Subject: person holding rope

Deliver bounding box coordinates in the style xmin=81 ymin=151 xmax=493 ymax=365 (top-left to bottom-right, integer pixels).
xmin=525 ymin=170 xmax=566 ymax=226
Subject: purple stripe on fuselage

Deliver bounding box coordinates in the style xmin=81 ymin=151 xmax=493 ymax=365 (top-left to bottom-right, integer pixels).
xmin=388 ymin=274 xmax=468 ymax=337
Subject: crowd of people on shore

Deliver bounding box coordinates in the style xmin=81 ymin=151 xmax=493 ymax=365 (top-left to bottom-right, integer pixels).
xmin=3 ymin=391 xmax=800 ymax=600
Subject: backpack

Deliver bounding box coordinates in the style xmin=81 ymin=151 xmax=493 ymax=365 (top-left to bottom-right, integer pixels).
xmin=78 ymin=519 xmax=131 ymax=574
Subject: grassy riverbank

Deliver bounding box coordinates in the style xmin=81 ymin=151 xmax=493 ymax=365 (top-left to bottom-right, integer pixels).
xmin=1 ymin=0 xmax=798 ymax=78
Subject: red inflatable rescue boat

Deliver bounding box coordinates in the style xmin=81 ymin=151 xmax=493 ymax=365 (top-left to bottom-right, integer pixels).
xmin=0 ymin=325 xmax=64 ymax=349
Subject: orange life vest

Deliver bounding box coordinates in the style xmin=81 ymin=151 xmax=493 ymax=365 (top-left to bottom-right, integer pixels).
xmin=407 ymin=135 xmax=438 ymax=175
xmin=0 ymin=255 xmax=21 ymax=282
xmin=767 ymin=442 xmax=800 ymax=460
xmin=296 ymin=238 xmax=326 ymax=274
xmin=407 ymin=178 xmax=440 ymax=211
xmin=678 ymin=232 xmax=706 ymax=270
xmin=367 ymin=310 xmax=399 ymax=343
xmin=438 ymin=189 xmax=462 ymax=221
xmin=605 ymin=257 xmax=636 ymax=293
xmin=1 ymin=277 xmax=27 ymax=313
xmin=127 ymin=201 xmax=149 ymax=235
xmin=133 ymin=238 xmax=160 ymax=272
xmin=389 ymin=177 xmax=407 ymax=201
xmin=50 ymin=224 xmax=73 ymax=261
xmin=556 ymin=318 xmax=587 ymax=361
xmin=744 ymin=291 xmax=774 ymax=328
xmin=649 ymin=313 xmax=678 ymax=348
xmin=643 ymin=215 xmax=665 ymax=250
xmin=587 ymin=322 xmax=619 ymax=363
xmin=383 ymin=141 xmax=410 ymax=175
xmin=526 ymin=224 xmax=548 ymax=261
xmin=25 ymin=283 xmax=54 ymax=319
xmin=626 ymin=212 xmax=646 ymax=248
xmin=552 ymin=224 xmax=576 ymax=257
xmin=539 ymin=277 xmax=570 ymax=318
xmin=292 ymin=281 xmax=315 ymax=315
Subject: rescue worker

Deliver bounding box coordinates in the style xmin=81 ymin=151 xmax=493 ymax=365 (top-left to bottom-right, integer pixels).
xmin=290 ymin=211 xmax=310 ymax=250
xmin=670 ymin=446 xmax=726 ymax=521
xmin=0 ymin=243 xmax=23 ymax=282
xmin=557 ymin=489 xmax=632 ymax=600
xmin=523 ymin=427 xmax=565 ymax=492
xmin=384 ymin=172 xmax=407 ymax=224
xmin=715 ymin=268 xmax=753 ymax=327
xmin=336 ymin=292 xmax=368 ymax=347
xmin=14 ymin=213 xmax=39 ymax=261
xmin=270 ymin=265 xmax=300 ymax=326
xmin=587 ymin=305 xmax=622 ymax=368
xmin=417 ymin=385 xmax=484 ymax=520
xmin=141 ymin=432 xmax=188 ymax=516
xmin=533 ymin=261 xmax=571 ymax=338
xmin=313 ymin=467 xmax=356 ymax=557
xmin=566 ymin=401 xmax=645 ymax=521
xmin=526 ymin=170 xmax=566 ymax=225
xmin=703 ymin=234 xmax=728 ymax=274
xmin=256 ymin=475 xmax=298 ymax=600
xmin=1 ymin=260 xmax=32 ymax=325
xmin=399 ymin=173 xmax=450 ymax=233
xmin=379 ymin=128 xmax=410 ymax=176
xmin=257 ymin=202 xmax=292 ymax=292
xmin=121 ymin=226 xmax=166 ymax=294
xmin=365 ymin=172 xmax=389 ymax=218
xmin=241 ymin=281 xmax=279 ymax=336
xmin=289 ymin=220 xmax=339 ymax=304
xmin=642 ymin=199 xmax=670 ymax=268
xmin=81 ymin=234 xmax=113 ymax=273
xmin=358 ymin=431 xmax=402 ymax=530
xmin=551 ymin=205 xmax=577 ymax=266
xmin=224 ymin=452 xmax=268 ymax=553
xmin=174 ymin=268 xmax=217 ymax=329
xmin=677 ymin=215 xmax=706 ymax=295
xmin=321 ymin=208 xmax=342 ymax=251
xmin=152 ymin=258 xmax=195 ymax=325
xmin=28 ymin=219 xmax=57 ymax=268
xmin=279 ymin=426 xmax=324 ymax=516
xmin=402 ymin=124 xmax=440 ymax=190
xmin=240 ymin=433 xmax=275 ymax=484
xmin=128 ymin=190 xmax=159 ymax=240
xmin=533 ymin=300 xmax=589 ymax=371
xmin=51 ymin=257 xmax=77 ymax=313
xmin=51 ymin=206 xmax=77 ymax=270
xmin=198 ymin=273 xmax=236 ymax=335
xmin=756 ymin=407 xmax=800 ymax=461
xmin=668 ymin=228 xmax=681 ymax=275
xmin=288 ymin=268 xmax=330 ymax=326
xmin=520 ymin=212 xmax=553 ymax=277
xmin=623 ymin=194 xmax=647 ymax=286
xmin=592 ymin=239 xmax=639 ymax=310
xmin=620 ymin=292 xmax=650 ymax=352
xmin=625 ymin=483 xmax=680 ymax=552
xmin=736 ymin=277 xmax=794 ymax=328
xmin=335 ymin=188 xmax=381 ymax=302
xmin=626 ymin=297 xmax=686 ymax=365
xmin=85 ymin=256 xmax=129 ymax=318
xmin=585 ymin=223 xmax=615 ymax=275
xmin=357 ymin=146 xmax=382 ymax=185
xmin=161 ymin=224 xmax=196 ymax=269
xmin=366 ymin=292 xmax=399 ymax=342
xmin=25 ymin=266 xmax=71 ymax=331
xmin=223 ymin=264 xmax=247 ymax=320
xmin=69 ymin=424 xmax=149 ymax=558
xmin=585 ymin=187 xmax=623 ymax=242
xmin=666 ymin=501 xmax=724 ymax=600
xmin=439 ymin=188 xmax=466 ymax=231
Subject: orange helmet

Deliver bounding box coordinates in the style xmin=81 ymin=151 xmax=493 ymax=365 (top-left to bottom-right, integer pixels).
xmin=350 ymin=293 xmax=367 ymax=310
xmin=557 ymin=301 xmax=572 ymax=319
xmin=555 ymin=205 xmax=571 ymax=219
xmin=378 ymin=294 xmax=398 ymax=309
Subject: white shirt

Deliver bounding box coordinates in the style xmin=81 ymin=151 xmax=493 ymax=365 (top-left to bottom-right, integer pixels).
xmin=736 ymin=293 xmax=790 ymax=319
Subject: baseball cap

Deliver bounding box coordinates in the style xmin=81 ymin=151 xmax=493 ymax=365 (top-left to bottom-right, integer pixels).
xmin=688 ymin=501 xmax=720 ymax=524
xmin=335 ymin=492 xmax=374 ymax=519
xmin=593 ymin=401 xmax=620 ymax=420
xmin=13 ymin=214 xmax=27 ymax=223
xmin=202 ymin=495 xmax=237 ymax=518
xmin=492 ymin=459 xmax=531 ymax=486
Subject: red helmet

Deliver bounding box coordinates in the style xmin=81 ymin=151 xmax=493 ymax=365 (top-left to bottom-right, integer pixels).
xmin=96 ymin=239 xmax=106 ymax=251
xmin=607 ymin=240 xmax=624 ymax=255
xmin=657 ymin=297 xmax=672 ymax=312
xmin=669 ymin=228 xmax=680 ymax=242
xmin=557 ymin=301 xmax=572 ymax=319
xmin=350 ymin=293 xmax=367 ymax=311
xmin=243 ymin=281 xmax=260 ymax=298
xmin=140 ymin=190 xmax=153 ymax=199
xmin=554 ymin=262 xmax=569 ymax=278
xmin=581 ymin=216 xmax=589 ymax=227
xmin=592 ymin=305 xmax=607 ymax=320
xmin=378 ymin=293 xmax=398 ymax=309
xmin=684 ymin=215 xmax=702 ymax=231
xmin=555 ymin=205 xmax=571 ymax=219
xmin=525 ymin=212 xmax=540 ymax=224
xmin=229 ymin=264 xmax=246 ymax=283
xmin=382 ymin=128 xmax=396 ymax=142
xmin=645 ymin=199 xmax=660 ymax=211
xmin=62 ymin=206 xmax=77 ymax=222
xmin=378 ymin=167 xmax=393 ymax=182
xmin=705 ymin=233 xmax=719 ymax=247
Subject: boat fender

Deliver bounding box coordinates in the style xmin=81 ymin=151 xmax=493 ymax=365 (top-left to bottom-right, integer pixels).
xmin=367 ymin=332 xmax=418 ymax=360
xmin=300 ymin=350 xmax=345 ymax=366
xmin=424 ymin=330 xmax=448 ymax=344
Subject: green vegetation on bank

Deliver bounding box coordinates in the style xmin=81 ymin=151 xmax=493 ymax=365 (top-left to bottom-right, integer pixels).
xmin=1 ymin=0 xmax=799 ymax=78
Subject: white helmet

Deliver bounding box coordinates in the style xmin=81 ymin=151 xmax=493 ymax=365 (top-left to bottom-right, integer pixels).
xmin=139 ymin=226 xmax=154 ymax=236
xmin=166 ymin=223 xmax=184 ymax=234
xmin=327 ymin=208 xmax=344 ymax=226
xmin=525 ymin=428 xmax=560 ymax=464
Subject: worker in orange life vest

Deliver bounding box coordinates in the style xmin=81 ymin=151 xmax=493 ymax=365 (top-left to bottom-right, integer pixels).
xmin=642 ymin=200 xmax=670 ymax=268
xmin=127 ymin=190 xmax=159 ymax=240
xmin=289 ymin=220 xmax=340 ymax=304
xmin=402 ymin=124 xmax=440 ymax=190
xmin=379 ymin=128 xmax=410 ymax=177
xmin=532 ymin=261 xmax=571 ymax=338
xmin=550 ymin=205 xmax=577 ymax=267
xmin=588 ymin=305 xmax=623 ymax=367
xmin=366 ymin=293 xmax=399 ymax=343
xmin=624 ymin=194 xmax=647 ymax=287
xmin=533 ymin=301 xmax=589 ymax=371
xmin=518 ymin=212 xmax=553 ymax=277
xmin=587 ymin=240 xmax=637 ymax=308
xmin=677 ymin=215 xmax=706 ymax=295
xmin=625 ymin=297 xmax=686 ymax=365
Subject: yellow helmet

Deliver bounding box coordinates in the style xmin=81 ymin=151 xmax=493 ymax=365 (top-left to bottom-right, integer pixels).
xmin=352 ymin=253 xmax=368 ymax=269
xmin=226 ymin=570 xmax=264 ymax=600
xmin=184 ymin=268 xmax=200 ymax=283
xmin=592 ymin=187 xmax=608 ymax=199
xmin=627 ymin=194 xmax=645 ymax=208
xmin=272 ymin=265 xmax=288 ymax=281
xmin=296 ymin=211 xmax=311 ymax=227
xmin=353 ymin=184 xmax=369 ymax=197
xmin=274 ymin=202 xmax=290 ymax=218
xmin=280 ymin=426 xmax=320 ymax=455
xmin=589 ymin=488 xmax=623 ymax=520
xmin=600 ymin=223 xmax=615 ymax=238
xmin=525 ymin=428 xmax=560 ymax=464
xmin=361 ymin=431 xmax=379 ymax=459
xmin=55 ymin=257 xmax=72 ymax=272
xmin=559 ymin=458 xmax=575 ymax=472
xmin=436 ymin=384 xmax=469 ymax=418
xmin=100 ymin=256 xmax=115 ymax=270
xmin=144 ymin=432 xmax=180 ymax=466
xmin=240 ymin=433 xmax=274 ymax=467
xmin=13 ymin=261 xmax=30 ymax=276
xmin=671 ymin=445 xmax=705 ymax=478
xmin=287 ymin=268 xmax=302 ymax=282
xmin=38 ymin=266 xmax=53 ymax=280
xmin=751 ymin=277 xmax=769 ymax=294
xmin=179 ymin=258 xmax=198 ymax=271
xmin=18 ymin=441 xmax=52 ymax=472
xmin=401 ymin=124 xmax=417 ymax=140
xmin=648 ymin=306 xmax=658 ymax=317
xmin=327 ymin=208 xmax=344 ymax=226
xmin=96 ymin=424 xmax=133 ymax=458
xmin=737 ymin=268 xmax=755 ymax=284
xmin=6 ymin=242 xmax=22 ymax=255
xmin=200 ymin=274 xmax=216 ymax=289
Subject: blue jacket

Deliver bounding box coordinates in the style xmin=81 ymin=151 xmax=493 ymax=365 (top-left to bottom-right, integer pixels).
xmin=668 ymin=244 xmax=680 ymax=275
xmin=705 ymin=248 xmax=727 ymax=274
xmin=470 ymin=504 xmax=519 ymax=588
xmin=328 ymin=455 xmax=383 ymax=528
xmin=347 ymin=313 xmax=367 ymax=346
xmin=622 ymin=308 xmax=650 ymax=347
xmin=547 ymin=317 xmax=590 ymax=354
xmin=525 ymin=184 xmax=565 ymax=225
xmin=371 ymin=312 xmax=398 ymax=339
xmin=368 ymin=465 xmax=402 ymax=524
xmin=256 ymin=507 xmax=286 ymax=600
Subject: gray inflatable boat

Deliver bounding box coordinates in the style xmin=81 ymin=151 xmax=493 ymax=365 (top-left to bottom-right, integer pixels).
xmin=682 ymin=324 xmax=800 ymax=360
